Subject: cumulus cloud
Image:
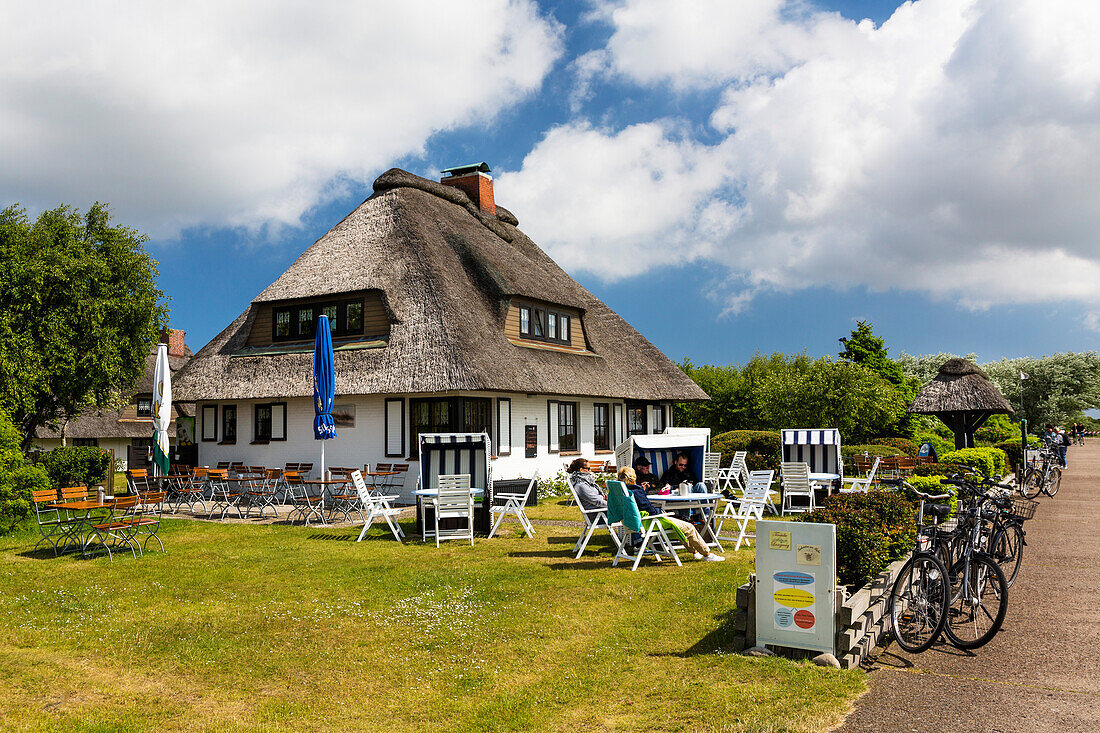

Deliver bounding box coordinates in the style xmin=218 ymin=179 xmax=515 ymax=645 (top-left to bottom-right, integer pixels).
xmin=502 ymin=0 xmax=1100 ymax=314
xmin=0 ymin=0 xmax=562 ymax=237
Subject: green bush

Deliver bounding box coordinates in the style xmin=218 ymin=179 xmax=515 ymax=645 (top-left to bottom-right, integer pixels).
xmin=841 ymin=444 xmax=902 ymax=460
xmin=799 ymin=490 xmax=916 ymax=589
xmin=870 ymin=437 xmax=919 ymax=456
xmin=0 ymin=408 xmax=49 ymax=534
xmin=907 ymin=475 xmax=957 ymax=516
xmin=38 ymin=446 xmax=112 ymax=489
xmin=994 ymin=437 xmax=1042 ymax=472
xmin=712 ymin=430 xmax=781 ymax=471
xmin=911 ymin=431 xmax=954 ymax=461
xmin=939 ymin=447 xmax=1006 ymax=477
xmin=912 ymin=462 xmax=962 ymax=477
xmin=537 ymin=470 xmax=571 ymax=501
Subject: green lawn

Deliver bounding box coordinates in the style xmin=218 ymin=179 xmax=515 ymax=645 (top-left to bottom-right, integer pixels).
xmin=0 ymin=505 xmax=864 ymax=732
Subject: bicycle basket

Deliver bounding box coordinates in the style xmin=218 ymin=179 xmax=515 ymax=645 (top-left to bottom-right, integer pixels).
xmin=1009 ymin=496 xmax=1038 ymax=521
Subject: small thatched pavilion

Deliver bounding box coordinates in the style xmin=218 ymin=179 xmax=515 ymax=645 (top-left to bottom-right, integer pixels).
xmin=908 ymin=358 xmax=1013 ymax=449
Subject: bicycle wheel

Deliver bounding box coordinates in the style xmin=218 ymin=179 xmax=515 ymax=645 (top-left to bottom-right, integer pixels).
xmin=889 ymin=554 xmax=949 ymax=653
xmin=990 ymin=524 xmax=1024 ymax=587
xmin=1021 ymin=468 xmax=1043 ymax=500
xmin=1046 ymin=467 xmax=1062 ymax=497
xmin=943 ymin=554 xmax=1008 ymax=649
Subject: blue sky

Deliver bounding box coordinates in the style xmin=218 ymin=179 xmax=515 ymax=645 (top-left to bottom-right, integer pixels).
xmin=4 ymin=0 xmax=1099 ymax=367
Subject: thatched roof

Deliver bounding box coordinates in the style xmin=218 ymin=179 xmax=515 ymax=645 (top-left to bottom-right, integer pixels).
xmin=908 ymin=358 xmax=1013 ymax=415
xmin=174 ymin=168 xmax=708 ymax=403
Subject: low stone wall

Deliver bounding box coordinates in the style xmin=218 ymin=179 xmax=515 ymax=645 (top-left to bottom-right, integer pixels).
xmin=730 ymin=557 xmax=908 ymax=669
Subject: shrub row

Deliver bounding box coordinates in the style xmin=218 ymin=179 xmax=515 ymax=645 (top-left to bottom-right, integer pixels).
xmin=1 ymin=409 xmax=50 ymax=535
xmin=939 ymin=447 xmax=1007 ymax=477
xmin=37 ymin=446 xmax=112 ymax=489
xmin=712 ymin=430 xmax=781 ymax=471
xmin=869 ymin=437 xmax=919 ymax=456
xmin=993 ymin=437 xmax=1042 ymax=472
xmin=799 ymin=490 xmax=916 ymax=590
xmin=841 ymin=444 xmax=903 ymax=460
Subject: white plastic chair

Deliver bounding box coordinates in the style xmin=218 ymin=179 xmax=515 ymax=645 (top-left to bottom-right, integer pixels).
xmin=606 ymin=480 xmax=681 ymax=571
xmin=714 ymin=470 xmax=773 ymax=550
xmin=488 ymin=471 xmax=538 ymax=539
xmin=717 ymin=451 xmax=749 ymax=494
xmin=840 ymin=456 xmax=880 ymax=494
xmin=781 ymin=462 xmax=815 ymax=515
xmin=351 ymin=470 xmax=405 ymax=542
xmin=433 ymin=473 xmax=474 ymax=547
xmin=567 ymin=473 xmax=622 ymax=559
xmin=702 ymin=452 xmax=722 ymax=491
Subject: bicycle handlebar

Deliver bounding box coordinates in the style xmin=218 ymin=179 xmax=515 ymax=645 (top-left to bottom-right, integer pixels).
xmin=880 ymin=477 xmax=951 ymax=501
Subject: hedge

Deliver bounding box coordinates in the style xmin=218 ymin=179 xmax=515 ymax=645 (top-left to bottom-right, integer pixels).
xmin=38 ymin=446 xmax=112 ymax=489
xmin=907 ymin=475 xmax=957 ymax=516
xmin=912 ymin=462 xmax=962 ymax=477
xmin=712 ymin=430 xmax=781 ymax=471
xmin=939 ymin=447 xmax=1007 ymax=477
xmin=994 ymin=437 xmax=1042 ymax=472
xmin=1 ymin=408 xmax=50 ymax=535
xmin=799 ymin=490 xmax=916 ymax=589
xmin=841 ymin=444 xmax=903 ymax=460
xmin=911 ymin=432 xmax=954 ymax=461
xmin=870 ymin=437 xmax=919 ymax=456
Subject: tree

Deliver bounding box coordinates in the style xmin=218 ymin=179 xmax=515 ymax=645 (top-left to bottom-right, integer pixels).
xmin=0 ymin=406 xmax=49 ymax=534
xmin=838 ymin=321 xmax=905 ymax=386
xmin=0 ymin=203 xmax=167 ymax=450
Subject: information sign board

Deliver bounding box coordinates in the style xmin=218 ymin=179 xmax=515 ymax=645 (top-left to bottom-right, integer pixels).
xmin=755 ymin=520 xmax=837 ymax=655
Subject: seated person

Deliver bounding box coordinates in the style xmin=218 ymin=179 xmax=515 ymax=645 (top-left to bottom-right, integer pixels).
xmin=567 ymin=457 xmax=606 ymax=511
xmin=658 ymin=451 xmax=708 ymax=520
xmin=617 ymin=467 xmax=723 ymax=562
xmin=633 ymin=455 xmax=661 ymax=491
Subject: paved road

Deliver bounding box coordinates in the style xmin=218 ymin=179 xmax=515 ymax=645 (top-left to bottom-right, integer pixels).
xmin=838 ymin=441 xmax=1100 ymax=732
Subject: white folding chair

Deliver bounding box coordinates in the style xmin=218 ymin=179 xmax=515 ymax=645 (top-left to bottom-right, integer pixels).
xmin=488 ymin=471 xmax=538 ymax=539
xmin=717 ymin=451 xmax=749 ymax=494
xmin=781 ymin=462 xmax=815 ymax=515
xmin=606 ymin=480 xmax=681 ymax=571
xmin=714 ymin=471 xmax=773 ymax=550
xmin=567 ymin=474 xmax=622 ymax=559
xmin=840 ymin=456 xmax=880 ymax=494
xmin=351 ymin=470 xmax=405 ymax=542
xmin=433 ymin=473 xmax=474 ymax=547
xmin=702 ymin=452 xmax=722 ymax=491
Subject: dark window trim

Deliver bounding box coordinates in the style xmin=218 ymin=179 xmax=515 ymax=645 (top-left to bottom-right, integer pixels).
xmin=516 ymin=302 xmax=572 ymax=345
xmin=135 ymin=397 xmax=153 ymax=417
xmin=253 ymin=401 xmax=288 ymax=443
xmin=497 ymin=397 xmax=511 ymax=456
xmin=550 ymin=400 xmax=578 ymax=453
xmin=384 ymin=398 xmax=405 ymax=458
xmin=593 ymin=402 xmax=610 ymax=452
xmin=408 ymin=396 xmax=492 ymax=458
xmin=626 ymin=401 xmax=647 ymax=437
xmin=201 ymin=405 xmax=218 ymax=442
xmin=220 ymin=404 xmax=237 ymax=445
xmin=272 ymin=297 xmax=367 ymax=343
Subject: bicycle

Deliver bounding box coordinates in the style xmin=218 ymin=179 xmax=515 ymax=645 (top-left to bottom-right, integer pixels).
xmin=885 ymin=479 xmax=953 ymax=653
xmin=1021 ymin=446 xmax=1061 ymax=499
xmin=939 ymin=475 xmax=1011 ymax=649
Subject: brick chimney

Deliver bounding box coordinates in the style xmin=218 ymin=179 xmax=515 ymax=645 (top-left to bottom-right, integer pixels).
xmin=158 ymin=328 xmax=187 ymax=357
xmin=440 ymin=162 xmax=495 ymax=216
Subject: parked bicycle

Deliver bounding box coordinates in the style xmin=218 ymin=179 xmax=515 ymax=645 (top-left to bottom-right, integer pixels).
xmin=1021 ymin=446 xmax=1061 ymax=499
xmin=886 ymin=480 xmax=953 ymax=653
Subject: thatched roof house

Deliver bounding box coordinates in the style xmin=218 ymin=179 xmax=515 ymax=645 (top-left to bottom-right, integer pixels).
xmin=34 ymin=329 xmax=194 ymax=466
xmin=174 ymin=165 xmax=706 ymax=491
xmin=908 ymin=358 xmax=1012 ymax=449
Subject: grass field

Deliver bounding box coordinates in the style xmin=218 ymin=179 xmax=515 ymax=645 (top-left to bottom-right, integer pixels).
xmin=0 ymin=499 xmax=864 ymax=732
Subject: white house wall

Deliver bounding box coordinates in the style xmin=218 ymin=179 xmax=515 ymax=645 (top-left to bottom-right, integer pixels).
xmin=194 ymin=393 xmax=672 ymax=503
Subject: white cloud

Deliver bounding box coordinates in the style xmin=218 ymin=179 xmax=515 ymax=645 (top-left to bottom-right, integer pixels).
xmin=503 ymin=0 xmax=1100 ymax=314
xmin=0 ymin=0 xmax=562 ymax=237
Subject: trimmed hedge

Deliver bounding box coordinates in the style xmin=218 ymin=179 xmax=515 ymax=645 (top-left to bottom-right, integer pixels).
xmin=712 ymin=430 xmax=781 ymax=471
xmin=939 ymin=447 xmax=1007 ymax=477
xmin=870 ymin=437 xmax=919 ymax=456
xmin=841 ymin=444 xmax=903 ymax=460
xmin=911 ymin=431 xmax=954 ymax=461
xmin=912 ymin=462 xmax=961 ymax=477
xmin=799 ymin=490 xmax=916 ymax=589
xmin=907 ymin=475 xmax=957 ymax=516
xmin=994 ymin=437 xmax=1042 ymax=472
xmin=38 ymin=446 xmax=112 ymax=489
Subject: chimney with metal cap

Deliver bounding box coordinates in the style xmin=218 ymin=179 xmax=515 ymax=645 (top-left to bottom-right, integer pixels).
xmin=440 ymin=162 xmax=495 ymax=216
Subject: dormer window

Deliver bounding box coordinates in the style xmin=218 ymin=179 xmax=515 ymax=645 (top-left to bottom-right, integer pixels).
xmin=273 ymin=297 xmax=367 ymax=342
xmin=136 ymin=398 xmax=152 ymax=417
xmin=517 ymin=303 xmax=571 ymax=345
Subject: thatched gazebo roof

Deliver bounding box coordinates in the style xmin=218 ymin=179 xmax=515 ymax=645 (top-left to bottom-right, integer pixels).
xmin=908 ymin=359 xmax=1013 ymax=415
xmin=908 ymin=358 xmax=1012 ymax=450
xmin=174 ymin=168 xmax=708 ymax=403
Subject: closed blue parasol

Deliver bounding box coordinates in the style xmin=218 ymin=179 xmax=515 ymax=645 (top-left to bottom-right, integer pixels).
xmin=313 ymin=314 xmax=336 ymax=478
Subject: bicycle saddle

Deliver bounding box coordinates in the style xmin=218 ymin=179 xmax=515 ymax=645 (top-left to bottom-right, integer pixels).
xmin=927 ymin=503 xmax=952 ymax=521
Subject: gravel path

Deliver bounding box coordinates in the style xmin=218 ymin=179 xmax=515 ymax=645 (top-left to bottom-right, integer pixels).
xmin=837 ymin=441 xmax=1100 ymax=732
